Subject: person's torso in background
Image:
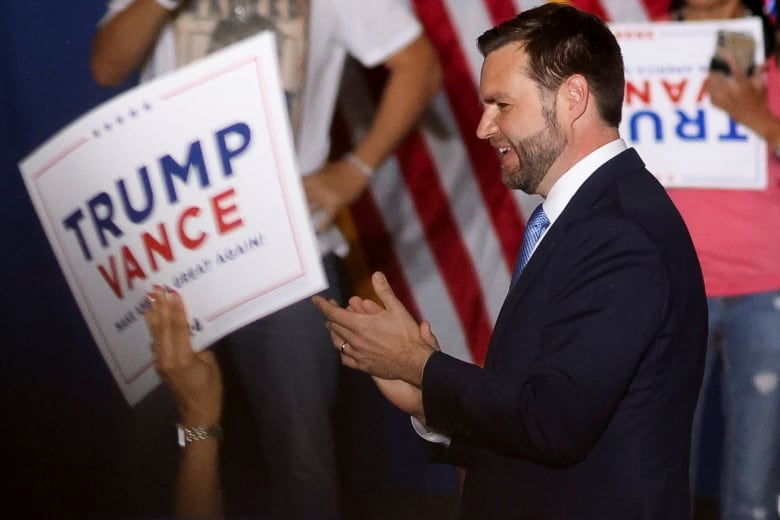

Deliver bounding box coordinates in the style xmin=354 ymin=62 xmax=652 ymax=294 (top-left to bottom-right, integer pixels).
xmin=668 ymin=59 xmax=780 ymax=297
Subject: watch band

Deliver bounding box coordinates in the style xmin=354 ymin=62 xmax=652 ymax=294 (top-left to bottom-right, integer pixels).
xmin=177 ymin=424 xmax=223 ymax=447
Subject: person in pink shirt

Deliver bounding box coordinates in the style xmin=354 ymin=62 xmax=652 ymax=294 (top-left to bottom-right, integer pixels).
xmin=662 ymin=1 xmax=780 ymax=518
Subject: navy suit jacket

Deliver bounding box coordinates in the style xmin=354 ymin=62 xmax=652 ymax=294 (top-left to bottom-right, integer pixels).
xmin=422 ymin=149 xmax=707 ymax=519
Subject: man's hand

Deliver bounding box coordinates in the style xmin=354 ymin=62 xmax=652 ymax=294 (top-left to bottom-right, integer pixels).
xmin=312 ymin=271 xmax=435 ymax=386
xmin=303 ymin=159 xmax=370 ymax=232
xmin=144 ymin=286 xmax=222 ymax=426
xmin=343 ymin=293 xmax=440 ymax=422
xmin=372 ymin=377 xmax=425 ymax=420
xmin=372 ymin=320 xmax=440 ymax=423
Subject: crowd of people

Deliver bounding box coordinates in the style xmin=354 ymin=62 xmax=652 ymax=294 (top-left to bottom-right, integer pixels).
xmin=89 ymin=0 xmax=780 ymax=518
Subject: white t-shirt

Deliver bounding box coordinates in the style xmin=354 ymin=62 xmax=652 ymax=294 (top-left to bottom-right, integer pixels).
xmin=103 ymin=0 xmax=421 ymax=175
xmin=101 ymin=0 xmax=422 ymax=253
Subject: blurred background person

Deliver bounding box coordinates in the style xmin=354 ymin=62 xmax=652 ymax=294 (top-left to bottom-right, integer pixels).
xmin=657 ymin=1 xmax=780 ymax=518
xmin=90 ymin=1 xmax=440 ymax=518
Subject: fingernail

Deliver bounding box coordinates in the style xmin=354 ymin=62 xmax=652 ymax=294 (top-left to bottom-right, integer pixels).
xmin=163 ymin=285 xmax=176 ymax=299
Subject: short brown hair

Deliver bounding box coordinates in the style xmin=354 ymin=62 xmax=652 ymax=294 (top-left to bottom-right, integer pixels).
xmin=478 ymin=3 xmax=624 ymax=127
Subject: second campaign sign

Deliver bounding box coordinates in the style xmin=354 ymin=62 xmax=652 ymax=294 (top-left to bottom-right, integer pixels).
xmin=19 ymin=32 xmax=325 ymax=405
xmin=613 ymin=18 xmax=766 ymax=190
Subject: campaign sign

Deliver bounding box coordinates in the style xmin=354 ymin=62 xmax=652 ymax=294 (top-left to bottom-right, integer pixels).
xmin=18 ymin=32 xmax=326 ymax=405
xmin=613 ymin=18 xmax=766 ymax=189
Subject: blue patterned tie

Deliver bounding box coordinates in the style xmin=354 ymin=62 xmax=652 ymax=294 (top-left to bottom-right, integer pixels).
xmin=511 ymin=204 xmax=550 ymax=286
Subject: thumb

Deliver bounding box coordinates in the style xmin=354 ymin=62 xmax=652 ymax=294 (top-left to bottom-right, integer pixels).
xmin=420 ymin=321 xmax=441 ymax=351
xmin=371 ymin=271 xmax=402 ymax=311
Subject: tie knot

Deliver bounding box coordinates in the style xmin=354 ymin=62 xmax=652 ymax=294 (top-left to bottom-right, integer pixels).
xmin=526 ymin=204 xmax=549 ymax=232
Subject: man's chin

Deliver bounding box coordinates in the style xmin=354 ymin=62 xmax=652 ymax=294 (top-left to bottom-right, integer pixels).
xmin=500 ymin=170 xmax=513 ymax=188
xmin=501 ymin=165 xmax=521 ymax=188
xmin=502 ymin=171 xmax=540 ymax=194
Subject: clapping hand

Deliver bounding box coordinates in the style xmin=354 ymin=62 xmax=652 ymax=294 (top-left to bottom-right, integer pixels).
xmin=313 ymin=272 xmax=441 ymax=422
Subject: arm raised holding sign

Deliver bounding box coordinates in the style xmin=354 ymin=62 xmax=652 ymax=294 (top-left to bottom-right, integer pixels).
xmin=144 ymin=285 xmax=224 ymax=520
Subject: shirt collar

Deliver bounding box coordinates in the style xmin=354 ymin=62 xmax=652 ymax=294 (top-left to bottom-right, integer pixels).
xmin=542 ymin=139 xmax=627 ymax=225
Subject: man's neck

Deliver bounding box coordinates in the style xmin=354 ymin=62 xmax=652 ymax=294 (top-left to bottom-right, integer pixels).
xmin=536 ymin=128 xmax=619 ymax=197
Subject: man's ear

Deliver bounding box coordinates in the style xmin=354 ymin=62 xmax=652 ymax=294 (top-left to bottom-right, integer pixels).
xmin=560 ymin=74 xmax=589 ymax=122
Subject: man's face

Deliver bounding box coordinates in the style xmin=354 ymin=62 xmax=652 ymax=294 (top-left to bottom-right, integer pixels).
xmin=476 ymin=44 xmax=567 ymax=195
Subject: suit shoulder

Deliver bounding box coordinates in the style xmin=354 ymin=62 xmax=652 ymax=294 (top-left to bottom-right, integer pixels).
xmin=616 ymin=166 xmax=694 ymax=249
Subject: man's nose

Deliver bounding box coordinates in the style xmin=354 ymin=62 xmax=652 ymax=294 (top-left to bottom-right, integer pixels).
xmin=476 ymin=109 xmax=496 ymax=140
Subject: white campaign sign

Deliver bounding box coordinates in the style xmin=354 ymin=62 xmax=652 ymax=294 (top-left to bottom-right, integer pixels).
xmin=613 ymin=18 xmax=767 ymax=189
xmin=18 ymin=32 xmax=326 ymax=405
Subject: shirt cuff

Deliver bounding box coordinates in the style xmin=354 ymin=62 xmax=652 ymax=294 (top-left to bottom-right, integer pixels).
xmin=411 ymin=416 xmax=451 ymax=447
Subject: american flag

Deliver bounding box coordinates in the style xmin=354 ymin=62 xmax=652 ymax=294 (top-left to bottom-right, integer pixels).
xmin=338 ymin=0 xmax=672 ymax=365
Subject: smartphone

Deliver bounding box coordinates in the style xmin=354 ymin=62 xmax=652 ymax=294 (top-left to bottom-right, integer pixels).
xmin=710 ymin=30 xmax=756 ymax=76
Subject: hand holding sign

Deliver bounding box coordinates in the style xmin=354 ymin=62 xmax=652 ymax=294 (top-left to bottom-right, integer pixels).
xmin=18 ymin=33 xmax=325 ymax=404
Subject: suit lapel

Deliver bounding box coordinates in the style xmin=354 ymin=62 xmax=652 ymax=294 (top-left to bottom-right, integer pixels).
xmin=486 ymin=149 xmax=645 ymax=369
xmin=487 ymin=221 xmax=558 ymax=369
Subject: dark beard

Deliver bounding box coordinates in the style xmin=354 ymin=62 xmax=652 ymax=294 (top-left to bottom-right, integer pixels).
xmin=503 ymin=118 xmax=567 ymax=194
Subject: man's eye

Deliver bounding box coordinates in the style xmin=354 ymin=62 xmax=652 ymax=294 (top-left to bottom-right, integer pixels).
xmin=497 ymin=103 xmax=509 ymax=110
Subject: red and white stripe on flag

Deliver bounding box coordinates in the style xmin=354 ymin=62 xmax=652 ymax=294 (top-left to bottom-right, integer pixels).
xmin=339 ymin=0 xmax=671 ymax=365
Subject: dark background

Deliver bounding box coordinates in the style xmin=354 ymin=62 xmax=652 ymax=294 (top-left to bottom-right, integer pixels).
xmin=2 ymin=1 xmax=134 ymax=515
xmin=0 ymin=2 xmax=721 ymax=518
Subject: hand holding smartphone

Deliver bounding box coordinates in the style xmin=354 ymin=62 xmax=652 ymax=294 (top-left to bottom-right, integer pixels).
xmin=709 ymin=30 xmax=756 ymax=76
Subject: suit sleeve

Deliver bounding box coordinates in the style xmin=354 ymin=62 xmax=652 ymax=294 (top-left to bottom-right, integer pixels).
xmin=421 ymin=215 xmax=668 ymax=468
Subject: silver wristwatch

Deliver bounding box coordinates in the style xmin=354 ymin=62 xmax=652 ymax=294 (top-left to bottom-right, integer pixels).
xmin=177 ymin=424 xmax=223 ymax=447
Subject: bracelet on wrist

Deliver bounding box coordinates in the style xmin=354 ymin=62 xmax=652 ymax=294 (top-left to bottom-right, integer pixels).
xmin=177 ymin=423 xmax=223 ymax=447
xmin=344 ymin=152 xmax=375 ymax=178
xmin=154 ymin=0 xmax=183 ymax=11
